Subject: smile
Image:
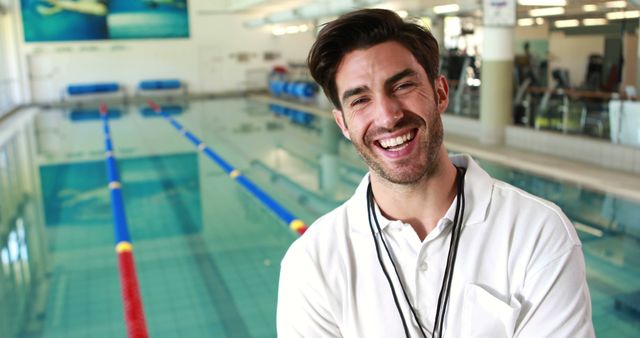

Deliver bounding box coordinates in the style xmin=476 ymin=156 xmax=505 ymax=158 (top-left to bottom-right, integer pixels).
xmin=378 ymin=131 xmax=415 ymax=151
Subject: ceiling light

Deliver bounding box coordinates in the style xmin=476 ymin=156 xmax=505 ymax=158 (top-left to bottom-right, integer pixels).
xmin=536 ymin=17 xmax=545 ymax=25
xmin=607 ymin=10 xmax=640 ymax=19
xmin=518 ymin=0 xmax=566 ymax=6
xmin=396 ymin=10 xmax=408 ymax=18
xmin=554 ymin=19 xmax=579 ymax=28
xmin=433 ymin=4 xmax=460 ymax=14
xmin=272 ymin=27 xmax=286 ymax=36
xmin=583 ymin=18 xmax=608 ymax=26
xmin=518 ymin=18 xmax=535 ymax=26
xmin=529 ymin=7 xmax=565 ymax=16
xmin=582 ymin=4 xmax=598 ymax=11
xmin=286 ymin=26 xmax=299 ymax=34
xmin=605 ymin=1 xmax=627 ymax=8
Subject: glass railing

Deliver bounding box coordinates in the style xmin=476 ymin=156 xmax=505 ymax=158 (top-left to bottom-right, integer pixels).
xmin=0 ymin=79 xmax=17 ymax=118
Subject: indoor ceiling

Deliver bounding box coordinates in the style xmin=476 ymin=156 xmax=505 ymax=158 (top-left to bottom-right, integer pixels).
xmin=225 ymin=0 xmax=640 ymax=28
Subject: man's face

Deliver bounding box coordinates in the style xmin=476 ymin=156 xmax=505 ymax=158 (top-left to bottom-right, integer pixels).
xmin=333 ymin=41 xmax=449 ymax=185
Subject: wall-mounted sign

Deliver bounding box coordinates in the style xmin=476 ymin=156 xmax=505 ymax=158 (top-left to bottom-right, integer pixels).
xmin=483 ymin=0 xmax=516 ymax=27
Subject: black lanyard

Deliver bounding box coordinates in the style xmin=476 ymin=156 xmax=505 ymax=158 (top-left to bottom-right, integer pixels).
xmin=366 ymin=166 xmax=466 ymax=338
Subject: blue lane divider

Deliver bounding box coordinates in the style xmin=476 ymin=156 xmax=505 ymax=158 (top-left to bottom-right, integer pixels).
xmin=146 ymin=100 xmax=308 ymax=235
xmin=100 ymin=105 xmax=131 ymax=243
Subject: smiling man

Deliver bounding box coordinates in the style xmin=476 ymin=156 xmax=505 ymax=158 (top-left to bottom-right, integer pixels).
xmin=277 ymin=9 xmax=594 ymax=338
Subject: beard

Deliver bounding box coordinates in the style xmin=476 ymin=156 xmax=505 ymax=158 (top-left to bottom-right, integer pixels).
xmin=351 ymin=111 xmax=444 ymax=185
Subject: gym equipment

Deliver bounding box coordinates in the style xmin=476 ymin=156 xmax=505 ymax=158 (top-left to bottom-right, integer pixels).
xmin=534 ymin=69 xmax=571 ymax=131
xmin=447 ymin=54 xmax=480 ymax=117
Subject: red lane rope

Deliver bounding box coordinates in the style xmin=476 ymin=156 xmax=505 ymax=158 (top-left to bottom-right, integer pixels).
xmin=118 ymin=250 xmax=150 ymax=338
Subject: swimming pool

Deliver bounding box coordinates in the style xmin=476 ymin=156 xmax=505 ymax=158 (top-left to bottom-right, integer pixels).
xmin=1 ymin=97 xmax=638 ymax=337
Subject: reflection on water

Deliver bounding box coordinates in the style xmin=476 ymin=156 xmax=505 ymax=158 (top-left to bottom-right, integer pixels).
xmin=0 ymin=111 xmax=48 ymax=338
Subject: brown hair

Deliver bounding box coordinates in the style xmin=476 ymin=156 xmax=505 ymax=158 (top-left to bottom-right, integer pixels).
xmin=307 ymin=8 xmax=440 ymax=110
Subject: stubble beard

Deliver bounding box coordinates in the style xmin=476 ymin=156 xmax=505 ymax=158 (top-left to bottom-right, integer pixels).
xmin=352 ymin=112 xmax=444 ymax=185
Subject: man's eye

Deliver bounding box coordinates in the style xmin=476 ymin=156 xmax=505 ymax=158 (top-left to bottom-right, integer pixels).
xmin=395 ymin=82 xmax=415 ymax=91
xmin=351 ymin=97 xmax=369 ymax=107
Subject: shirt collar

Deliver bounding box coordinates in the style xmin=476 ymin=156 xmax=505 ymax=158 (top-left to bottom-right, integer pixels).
xmin=346 ymin=154 xmax=493 ymax=235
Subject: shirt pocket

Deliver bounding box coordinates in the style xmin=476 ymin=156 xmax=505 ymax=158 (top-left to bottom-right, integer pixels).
xmin=460 ymin=283 xmax=521 ymax=338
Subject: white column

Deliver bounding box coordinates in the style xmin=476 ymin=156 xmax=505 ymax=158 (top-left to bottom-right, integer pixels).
xmin=480 ymin=0 xmax=516 ymax=145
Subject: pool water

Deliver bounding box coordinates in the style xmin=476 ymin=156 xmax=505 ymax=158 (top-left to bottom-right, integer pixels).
xmin=1 ymin=98 xmax=638 ymax=337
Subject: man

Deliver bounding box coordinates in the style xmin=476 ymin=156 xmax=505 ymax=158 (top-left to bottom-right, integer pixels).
xmin=277 ymin=9 xmax=593 ymax=338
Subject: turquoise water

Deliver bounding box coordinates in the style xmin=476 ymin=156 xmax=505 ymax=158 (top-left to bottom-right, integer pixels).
xmin=1 ymin=98 xmax=638 ymax=337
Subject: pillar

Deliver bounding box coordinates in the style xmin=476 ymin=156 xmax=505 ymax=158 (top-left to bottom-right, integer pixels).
xmin=480 ymin=0 xmax=516 ymax=145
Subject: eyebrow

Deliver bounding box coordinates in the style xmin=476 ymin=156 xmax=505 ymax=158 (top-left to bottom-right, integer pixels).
xmin=384 ymin=68 xmax=417 ymax=88
xmin=341 ymin=86 xmax=368 ymax=105
xmin=340 ymin=68 xmax=418 ymax=105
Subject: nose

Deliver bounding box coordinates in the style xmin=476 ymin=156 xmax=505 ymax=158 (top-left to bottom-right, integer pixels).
xmin=375 ymin=95 xmax=403 ymax=129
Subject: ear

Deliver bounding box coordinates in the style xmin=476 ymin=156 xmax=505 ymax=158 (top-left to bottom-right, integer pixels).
xmin=332 ymin=109 xmax=351 ymax=140
xmin=434 ymin=75 xmax=449 ymax=114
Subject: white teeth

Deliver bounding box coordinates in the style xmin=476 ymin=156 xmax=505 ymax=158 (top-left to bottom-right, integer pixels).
xmin=380 ymin=132 xmax=414 ymax=149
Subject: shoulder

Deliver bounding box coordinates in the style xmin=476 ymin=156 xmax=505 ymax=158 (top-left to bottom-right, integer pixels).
xmin=458 ymin=154 xmax=580 ymax=249
xmin=492 ymin=179 xmax=579 ymax=245
xmin=282 ymin=202 xmax=350 ymax=268
xmin=283 ymin=174 xmax=370 ymax=267
xmin=485 ymin=179 xmax=583 ymax=277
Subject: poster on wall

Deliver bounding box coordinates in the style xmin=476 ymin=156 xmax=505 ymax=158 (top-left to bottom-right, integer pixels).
xmin=21 ymin=0 xmax=189 ymax=42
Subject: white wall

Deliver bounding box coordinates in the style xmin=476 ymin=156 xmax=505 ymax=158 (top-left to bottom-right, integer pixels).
xmin=13 ymin=0 xmax=315 ymax=102
xmin=514 ymin=22 xmax=549 ymax=40
xmin=2 ymin=0 xmax=28 ymax=107
xmin=548 ymin=31 xmax=605 ymax=88
xmin=441 ymin=113 xmax=640 ymax=175
xmin=0 ymin=13 xmax=11 ymax=112
xmin=1 ymin=0 xmax=24 ymax=113
xmin=506 ymin=125 xmax=640 ymax=174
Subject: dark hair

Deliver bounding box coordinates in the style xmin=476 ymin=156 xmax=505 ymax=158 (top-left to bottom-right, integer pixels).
xmin=307 ymin=8 xmax=440 ymax=109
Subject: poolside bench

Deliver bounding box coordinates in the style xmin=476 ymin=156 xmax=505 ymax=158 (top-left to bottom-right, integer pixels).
xmin=135 ymin=79 xmax=186 ymax=98
xmin=63 ymin=82 xmax=126 ymax=105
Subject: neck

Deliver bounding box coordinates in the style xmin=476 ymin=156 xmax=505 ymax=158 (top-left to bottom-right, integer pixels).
xmin=370 ymin=147 xmax=457 ymax=241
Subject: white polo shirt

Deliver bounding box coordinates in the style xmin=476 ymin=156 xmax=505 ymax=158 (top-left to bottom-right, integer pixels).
xmin=277 ymin=154 xmax=594 ymax=338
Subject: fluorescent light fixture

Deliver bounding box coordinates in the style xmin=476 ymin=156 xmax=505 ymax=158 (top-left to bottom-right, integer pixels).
xmin=535 ymin=17 xmax=545 ymax=25
xmin=554 ymin=19 xmax=579 ymax=27
xmin=607 ymin=10 xmax=640 ymax=19
xmin=273 ymin=24 xmax=310 ymax=36
xmin=518 ymin=18 xmax=535 ymax=26
xmin=433 ymin=4 xmax=460 ymax=14
xmin=396 ymin=10 xmax=408 ymax=18
xmin=518 ymin=0 xmax=566 ymax=6
xmin=583 ymin=18 xmax=607 ymax=26
xmin=582 ymin=4 xmax=598 ymax=11
xmin=529 ymin=7 xmax=565 ymax=16
xmin=605 ymin=1 xmax=627 ymax=8
xmin=285 ymin=25 xmax=300 ymax=34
